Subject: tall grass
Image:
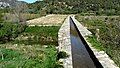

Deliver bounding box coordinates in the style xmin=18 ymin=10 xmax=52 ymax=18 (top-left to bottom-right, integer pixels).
xmin=0 ymin=45 xmax=61 ymax=68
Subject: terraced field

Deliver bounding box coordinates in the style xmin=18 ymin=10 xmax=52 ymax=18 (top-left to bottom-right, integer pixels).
xmin=26 ymin=14 xmax=67 ymax=26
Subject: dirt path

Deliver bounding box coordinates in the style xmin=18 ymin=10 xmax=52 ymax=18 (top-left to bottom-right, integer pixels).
xmin=26 ymin=14 xmax=67 ymax=26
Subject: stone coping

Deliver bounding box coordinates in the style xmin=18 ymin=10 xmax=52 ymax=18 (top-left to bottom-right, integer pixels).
xmin=58 ymin=16 xmax=73 ymax=68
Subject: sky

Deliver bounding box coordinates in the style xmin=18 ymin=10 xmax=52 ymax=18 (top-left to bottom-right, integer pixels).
xmin=18 ymin=0 xmax=38 ymax=3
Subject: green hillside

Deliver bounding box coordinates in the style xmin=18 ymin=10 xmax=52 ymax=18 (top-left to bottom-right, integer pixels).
xmin=29 ymin=0 xmax=120 ymax=15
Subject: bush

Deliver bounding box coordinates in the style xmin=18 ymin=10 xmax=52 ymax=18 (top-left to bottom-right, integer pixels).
xmin=0 ymin=22 xmax=26 ymax=43
xmin=57 ymin=51 xmax=69 ymax=60
xmin=13 ymin=26 xmax=60 ymax=45
xmin=0 ymin=13 xmax=3 ymax=21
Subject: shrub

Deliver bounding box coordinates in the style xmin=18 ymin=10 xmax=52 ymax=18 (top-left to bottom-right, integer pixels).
xmin=57 ymin=51 xmax=69 ymax=60
xmin=0 ymin=22 xmax=26 ymax=43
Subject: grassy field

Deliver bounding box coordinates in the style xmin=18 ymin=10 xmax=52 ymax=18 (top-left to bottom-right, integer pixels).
xmin=0 ymin=26 xmax=62 ymax=68
xmin=76 ymin=15 xmax=120 ymax=67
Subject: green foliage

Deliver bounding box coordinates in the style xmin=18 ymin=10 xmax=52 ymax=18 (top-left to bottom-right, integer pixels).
xmin=0 ymin=25 xmax=62 ymax=67
xmin=87 ymin=35 xmax=120 ymax=67
xmin=76 ymin=15 xmax=120 ymax=67
xmin=28 ymin=0 xmax=120 ymax=15
xmin=0 ymin=13 xmax=3 ymax=21
xmin=1 ymin=0 xmax=120 ymax=15
xmin=0 ymin=45 xmax=61 ymax=68
xmin=13 ymin=26 xmax=60 ymax=46
xmin=0 ymin=22 xmax=25 ymax=43
xmin=76 ymin=15 xmax=120 ymax=48
xmin=57 ymin=51 xmax=69 ymax=59
xmin=0 ymin=48 xmax=21 ymax=61
xmin=87 ymin=36 xmax=104 ymax=51
xmin=41 ymin=46 xmax=62 ymax=68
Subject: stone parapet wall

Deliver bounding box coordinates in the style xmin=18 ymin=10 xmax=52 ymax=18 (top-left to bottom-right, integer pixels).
xmin=58 ymin=16 xmax=73 ymax=68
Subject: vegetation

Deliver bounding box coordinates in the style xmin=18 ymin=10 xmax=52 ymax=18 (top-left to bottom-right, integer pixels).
xmin=87 ymin=36 xmax=104 ymax=51
xmin=1 ymin=0 xmax=120 ymax=67
xmin=0 ymin=11 xmax=25 ymax=44
xmin=28 ymin=0 xmax=120 ymax=15
xmin=57 ymin=51 xmax=69 ymax=60
xmin=0 ymin=0 xmax=66 ymax=66
xmin=0 ymin=26 xmax=62 ymax=68
xmin=76 ymin=15 xmax=120 ymax=67
xmin=0 ymin=0 xmax=43 ymax=23
xmin=13 ymin=26 xmax=60 ymax=45
xmin=0 ymin=4 xmax=62 ymax=67
xmin=0 ymin=46 xmax=62 ymax=68
xmin=4 ymin=13 xmax=43 ymax=22
xmin=0 ymin=22 xmax=25 ymax=43
xmin=1 ymin=0 xmax=120 ymax=15
xmin=0 ymin=11 xmax=3 ymax=21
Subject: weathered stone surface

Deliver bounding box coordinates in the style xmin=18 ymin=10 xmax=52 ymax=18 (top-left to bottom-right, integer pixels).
xmin=58 ymin=16 xmax=73 ymax=68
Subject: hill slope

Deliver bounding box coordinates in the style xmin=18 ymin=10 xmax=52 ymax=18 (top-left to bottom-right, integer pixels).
xmin=0 ymin=0 xmax=27 ymax=8
xmin=29 ymin=0 xmax=120 ymax=15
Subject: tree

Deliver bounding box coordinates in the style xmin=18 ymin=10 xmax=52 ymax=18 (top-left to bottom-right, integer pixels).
xmin=0 ymin=12 xmax=3 ymax=21
xmin=9 ymin=1 xmax=29 ymax=24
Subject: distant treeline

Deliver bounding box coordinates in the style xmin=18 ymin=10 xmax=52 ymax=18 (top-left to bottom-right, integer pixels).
xmin=28 ymin=0 xmax=120 ymax=15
